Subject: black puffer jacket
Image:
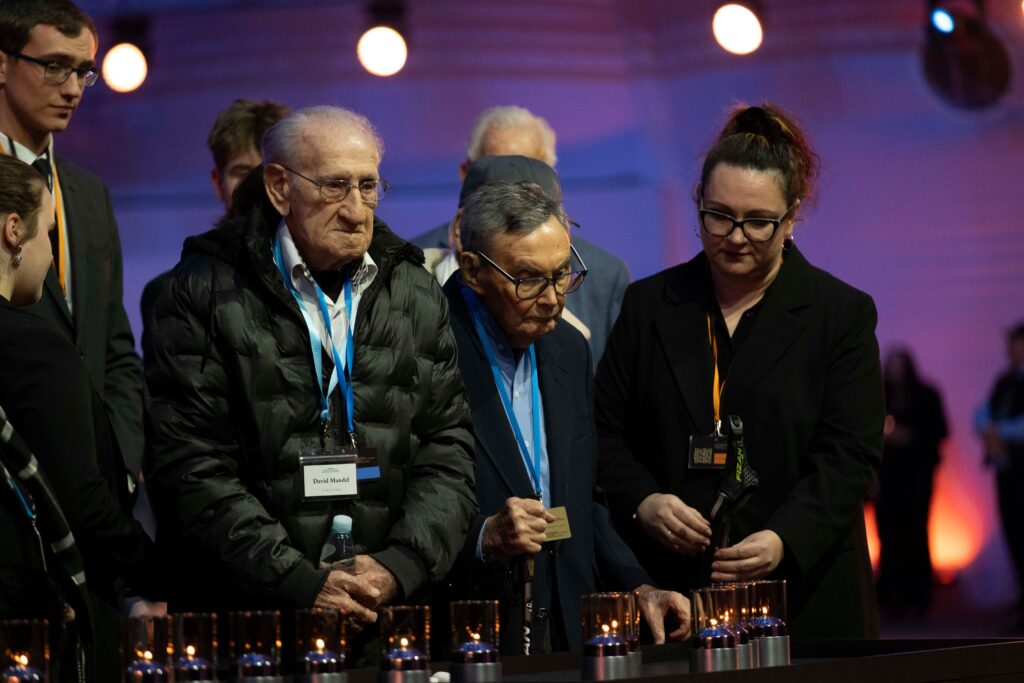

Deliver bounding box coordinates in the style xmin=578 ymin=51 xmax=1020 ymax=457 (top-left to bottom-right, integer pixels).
xmin=144 ymin=194 xmax=476 ymax=610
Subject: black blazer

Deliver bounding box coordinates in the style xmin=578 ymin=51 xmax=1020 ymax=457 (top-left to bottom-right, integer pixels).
xmin=25 ymin=156 xmax=144 ymax=476
xmin=595 ymin=246 xmax=883 ymax=639
xmin=442 ymin=277 xmax=651 ymax=653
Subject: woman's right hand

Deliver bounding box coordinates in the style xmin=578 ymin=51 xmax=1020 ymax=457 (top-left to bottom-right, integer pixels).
xmin=636 ymin=493 xmax=712 ymax=555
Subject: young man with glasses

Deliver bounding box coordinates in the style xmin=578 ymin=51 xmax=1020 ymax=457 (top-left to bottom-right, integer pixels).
xmin=437 ymin=169 xmax=690 ymax=656
xmin=0 ymin=1 xmax=144 ymax=536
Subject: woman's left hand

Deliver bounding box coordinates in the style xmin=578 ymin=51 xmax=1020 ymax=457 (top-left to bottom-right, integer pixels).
xmin=711 ymin=530 xmax=784 ymax=582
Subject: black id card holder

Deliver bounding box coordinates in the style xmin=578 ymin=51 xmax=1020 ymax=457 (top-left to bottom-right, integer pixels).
xmin=688 ymin=433 xmax=729 ymax=470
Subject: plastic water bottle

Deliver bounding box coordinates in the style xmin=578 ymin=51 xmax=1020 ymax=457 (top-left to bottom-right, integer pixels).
xmin=320 ymin=515 xmax=355 ymax=571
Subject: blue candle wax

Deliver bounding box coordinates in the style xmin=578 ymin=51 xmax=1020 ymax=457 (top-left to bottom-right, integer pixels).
xmin=386 ymin=646 xmax=425 ymax=660
xmin=453 ymin=639 xmax=498 ymax=664
xmin=173 ymin=654 xmax=214 ymax=680
xmin=303 ymin=648 xmax=342 ymax=673
xmin=749 ymin=615 xmax=787 ymax=637
xmin=2 ymin=664 xmax=45 ymax=682
xmin=125 ymin=658 xmax=168 ymax=682
xmin=236 ymin=651 xmax=277 ymax=676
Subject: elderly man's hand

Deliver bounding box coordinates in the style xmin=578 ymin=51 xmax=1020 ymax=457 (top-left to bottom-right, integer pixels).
xmin=481 ymin=497 xmax=556 ymax=557
xmin=353 ymin=555 xmax=399 ymax=608
xmin=635 ymin=584 xmax=690 ymax=644
xmin=711 ymin=529 xmax=784 ymax=582
xmin=314 ymin=570 xmax=380 ymax=622
xmin=635 ymin=493 xmax=711 ymax=555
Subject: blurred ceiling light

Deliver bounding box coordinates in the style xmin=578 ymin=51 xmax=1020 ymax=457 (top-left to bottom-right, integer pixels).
xmin=712 ymin=3 xmax=764 ymax=55
xmin=102 ymin=42 xmax=147 ymax=93
xmin=924 ymin=0 xmax=1011 ymax=109
xmin=358 ymin=1 xmax=408 ymax=77
xmin=357 ymin=26 xmax=407 ymax=77
xmin=931 ymin=8 xmax=955 ymax=32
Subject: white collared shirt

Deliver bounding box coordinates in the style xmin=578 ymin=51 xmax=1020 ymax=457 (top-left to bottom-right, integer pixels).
xmin=1 ymin=135 xmax=73 ymax=312
xmin=275 ymin=221 xmax=378 ymax=366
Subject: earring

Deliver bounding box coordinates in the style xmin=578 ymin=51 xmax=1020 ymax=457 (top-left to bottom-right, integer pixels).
xmin=11 ymin=248 xmax=22 ymax=267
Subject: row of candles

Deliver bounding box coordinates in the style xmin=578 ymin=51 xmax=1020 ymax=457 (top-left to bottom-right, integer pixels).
xmin=690 ymin=579 xmax=790 ymax=671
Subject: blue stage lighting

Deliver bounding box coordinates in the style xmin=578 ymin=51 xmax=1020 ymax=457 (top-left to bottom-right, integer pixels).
xmin=931 ymin=8 xmax=955 ymax=32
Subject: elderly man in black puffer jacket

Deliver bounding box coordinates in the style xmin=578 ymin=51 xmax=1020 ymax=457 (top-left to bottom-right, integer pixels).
xmin=144 ymin=106 xmax=476 ymax=654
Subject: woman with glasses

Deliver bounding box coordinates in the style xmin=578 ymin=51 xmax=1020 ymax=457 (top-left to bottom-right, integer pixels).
xmin=595 ymin=104 xmax=883 ymax=638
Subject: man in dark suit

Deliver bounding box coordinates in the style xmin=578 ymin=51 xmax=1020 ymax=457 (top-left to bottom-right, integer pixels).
xmin=410 ymin=105 xmax=630 ymax=365
xmin=442 ymin=166 xmax=688 ymax=655
xmin=0 ymin=0 xmax=144 ymax=477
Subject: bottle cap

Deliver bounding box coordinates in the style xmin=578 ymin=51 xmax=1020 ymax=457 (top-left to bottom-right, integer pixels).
xmin=332 ymin=515 xmax=353 ymax=534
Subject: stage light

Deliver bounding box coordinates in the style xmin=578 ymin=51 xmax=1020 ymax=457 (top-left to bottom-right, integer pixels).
xmin=357 ymin=26 xmax=407 ymax=77
xmin=102 ymin=14 xmax=150 ymax=94
xmin=358 ymin=0 xmax=408 ymax=77
xmin=931 ymin=8 xmax=955 ymax=32
xmin=923 ymin=0 xmax=1011 ymax=109
xmin=712 ymin=3 xmax=764 ymax=56
xmin=102 ymin=42 xmax=147 ymax=93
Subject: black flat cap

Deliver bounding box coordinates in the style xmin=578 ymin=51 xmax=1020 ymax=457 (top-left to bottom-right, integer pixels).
xmin=458 ymin=155 xmax=561 ymax=207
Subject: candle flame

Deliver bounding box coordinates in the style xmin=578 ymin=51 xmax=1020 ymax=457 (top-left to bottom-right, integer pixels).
xmin=762 ymin=606 xmax=769 ymax=616
xmin=144 ymin=650 xmax=153 ymax=661
xmin=400 ymin=637 xmax=409 ymax=648
xmin=471 ymin=632 xmax=480 ymax=642
xmin=17 ymin=654 xmax=28 ymax=666
xmin=611 ymin=619 xmax=618 ymax=630
xmin=315 ymin=638 xmax=325 ymax=652
xmin=601 ymin=623 xmax=610 ymax=634
xmin=186 ymin=645 xmax=196 ymax=657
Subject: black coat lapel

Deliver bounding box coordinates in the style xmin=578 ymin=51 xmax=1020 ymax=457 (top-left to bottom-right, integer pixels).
xmin=445 ymin=279 xmax=536 ymax=499
xmin=536 ymin=332 xmax=571 ymax=508
xmin=721 ymin=246 xmax=812 ymax=414
xmin=45 ymin=159 xmax=77 ymax=329
xmin=654 ymin=257 xmax=717 ymax=434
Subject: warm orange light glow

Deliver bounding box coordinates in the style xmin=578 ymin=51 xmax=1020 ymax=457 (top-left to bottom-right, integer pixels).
xmin=315 ymin=638 xmax=325 ymax=652
xmin=712 ymin=4 xmax=764 ymax=55
xmin=102 ymin=42 xmax=147 ymax=93
xmin=399 ymin=637 xmax=409 ymax=648
xmin=357 ymin=26 xmax=408 ymax=77
xmin=864 ymin=465 xmax=988 ymax=584
xmin=17 ymin=654 xmax=28 ymax=667
xmin=185 ymin=645 xmax=196 ymax=658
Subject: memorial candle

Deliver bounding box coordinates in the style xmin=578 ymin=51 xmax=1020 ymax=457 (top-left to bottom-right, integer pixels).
xmin=302 ymin=637 xmax=341 ymax=673
xmin=173 ymin=644 xmax=213 ymax=680
xmin=125 ymin=649 xmax=168 ymax=682
xmin=2 ymin=654 xmax=44 ymax=682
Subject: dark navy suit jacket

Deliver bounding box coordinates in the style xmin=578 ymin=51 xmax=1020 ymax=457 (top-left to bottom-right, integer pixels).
xmin=442 ymin=276 xmax=650 ymax=654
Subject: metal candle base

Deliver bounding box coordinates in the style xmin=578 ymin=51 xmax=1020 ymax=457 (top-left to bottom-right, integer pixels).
xmin=757 ymin=635 xmax=790 ymax=667
xmin=295 ymin=674 xmax=348 ymax=683
xmin=626 ymin=650 xmax=642 ymax=677
xmin=235 ymin=677 xmax=285 ymax=682
xmin=450 ymin=662 xmax=502 ymax=683
xmin=689 ymin=646 xmax=738 ymax=673
xmin=378 ymin=671 xmax=430 ymax=683
xmin=582 ymin=654 xmax=631 ymax=681
xmin=736 ymin=642 xmax=754 ymax=669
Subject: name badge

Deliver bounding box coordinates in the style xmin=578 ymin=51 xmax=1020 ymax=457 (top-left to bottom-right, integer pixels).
xmin=299 ymin=450 xmax=358 ymax=500
xmin=545 ymin=506 xmax=572 ymax=542
xmin=688 ymin=433 xmax=728 ymax=470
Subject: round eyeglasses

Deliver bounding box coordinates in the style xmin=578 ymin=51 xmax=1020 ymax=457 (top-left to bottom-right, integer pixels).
xmin=279 ymin=164 xmax=390 ymax=204
xmin=474 ymin=245 xmax=588 ymax=300
xmin=698 ymin=201 xmax=793 ymax=243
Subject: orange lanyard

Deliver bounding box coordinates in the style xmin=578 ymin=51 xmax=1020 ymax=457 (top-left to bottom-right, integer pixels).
xmin=707 ymin=313 xmax=725 ymax=433
xmin=48 ymin=157 xmax=68 ymax=294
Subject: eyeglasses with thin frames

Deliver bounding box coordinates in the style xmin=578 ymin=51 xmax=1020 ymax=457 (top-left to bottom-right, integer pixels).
xmin=278 ymin=164 xmax=390 ymax=204
xmin=473 ymin=244 xmax=588 ymax=300
xmin=698 ymin=200 xmax=794 ymax=243
xmin=3 ymin=50 xmax=98 ymax=87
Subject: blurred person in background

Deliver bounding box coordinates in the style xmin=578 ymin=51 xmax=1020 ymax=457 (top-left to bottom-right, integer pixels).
xmin=875 ymin=347 xmax=948 ymax=619
xmin=976 ymin=322 xmax=1024 ymax=629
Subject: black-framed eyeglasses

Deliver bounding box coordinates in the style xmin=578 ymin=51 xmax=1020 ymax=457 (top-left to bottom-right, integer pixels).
xmin=474 ymin=244 xmax=588 ymax=300
xmin=698 ymin=200 xmax=794 ymax=243
xmin=279 ymin=164 xmax=390 ymax=204
xmin=3 ymin=50 xmax=98 ymax=87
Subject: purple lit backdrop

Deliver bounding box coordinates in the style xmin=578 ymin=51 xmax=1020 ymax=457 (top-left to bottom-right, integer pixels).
xmin=71 ymin=0 xmax=1024 ymax=608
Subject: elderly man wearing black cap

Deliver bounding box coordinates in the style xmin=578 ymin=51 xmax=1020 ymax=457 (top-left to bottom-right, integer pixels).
xmin=435 ymin=156 xmax=690 ymax=656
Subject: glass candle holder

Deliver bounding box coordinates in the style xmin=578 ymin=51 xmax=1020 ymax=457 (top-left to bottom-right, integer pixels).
xmin=749 ymin=580 xmax=788 ymax=636
xmin=580 ymin=593 xmax=629 ymax=657
xmin=379 ymin=606 xmax=429 ymax=672
xmin=689 ymin=588 xmax=736 ymax=649
xmin=172 ymin=612 xmax=216 ymax=681
xmin=1 ymin=619 xmax=48 ymax=682
xmin=295 ymin=609 xmax=346 ymax=674
xmin=229 ymin=610 xmax=281 ymax=678
xmin=624 ymin=593 xmax=640 ymax=653
xmin=121 ymin=615 xmax=172 ymax=682
xmin=449 ymin=600 xmax=498 ymax=664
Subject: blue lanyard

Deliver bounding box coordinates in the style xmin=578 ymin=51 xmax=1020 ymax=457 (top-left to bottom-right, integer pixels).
xmin=272 ymin=234 xmax=356 ymax=436
xmin=462 ymin=287 xmax=543 ymax=498
xmin=1 ymin=462 xmax=34 ymax=521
